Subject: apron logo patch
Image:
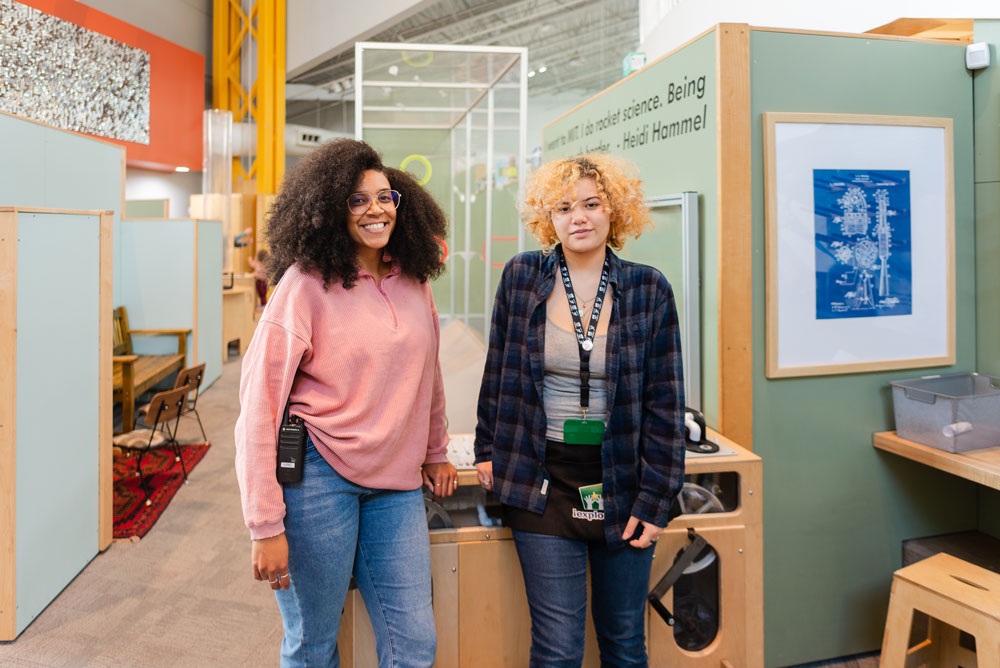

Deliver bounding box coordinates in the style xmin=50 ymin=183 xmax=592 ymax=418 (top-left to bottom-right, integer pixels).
xmin=573 ymin=483 xmax=605 ymax=521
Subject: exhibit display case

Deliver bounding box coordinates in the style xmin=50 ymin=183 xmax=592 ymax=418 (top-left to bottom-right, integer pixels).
xmin=354 ymin=42 xmax=528 ymax=338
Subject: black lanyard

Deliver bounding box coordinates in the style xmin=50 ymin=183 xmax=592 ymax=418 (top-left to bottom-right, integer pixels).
xmin=558 ymin=248 xmax=611 ymax=413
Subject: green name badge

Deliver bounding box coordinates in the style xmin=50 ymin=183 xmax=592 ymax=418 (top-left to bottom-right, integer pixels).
xmin=563 ymin=419 xmax=605 ymax=445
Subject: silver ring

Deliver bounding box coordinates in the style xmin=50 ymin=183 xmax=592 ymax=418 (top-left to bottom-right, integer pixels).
xmin=268 ymin=578 xmax=279 ymax=584
xmin=452 ymin=480 xmax=458 ymax=485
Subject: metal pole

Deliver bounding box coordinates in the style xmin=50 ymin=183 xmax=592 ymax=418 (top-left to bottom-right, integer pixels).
xmin=484 ymin=87 xmax=495 ymax=341
xmin=517 ymin=50 xmax=528 ymax=253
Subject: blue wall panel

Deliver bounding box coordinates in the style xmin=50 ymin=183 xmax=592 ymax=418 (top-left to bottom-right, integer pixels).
xmin=15 ymin=212 xmax=101 ymax=635
xmin=118 ymin=220 xmax=195 ymax=361
xmin=198 ymin=220 xmax=223 ymax=388
xmin=0 ymin=112 xmax=123 ymax=301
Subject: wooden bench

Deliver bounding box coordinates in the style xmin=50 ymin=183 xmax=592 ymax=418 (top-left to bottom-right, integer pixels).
xmin=113 ymin=306 xmax=190 ymax=433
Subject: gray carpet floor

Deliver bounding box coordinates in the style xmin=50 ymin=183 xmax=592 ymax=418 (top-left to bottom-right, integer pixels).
xmin=0 ymin=357 xmax=285 ymax=667
xmin=0 ymin=356 xmax=883 ymax=668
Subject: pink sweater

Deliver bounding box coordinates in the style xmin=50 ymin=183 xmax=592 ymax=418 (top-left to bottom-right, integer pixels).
xmin=234 ymin=263 xmax=449 ymax=539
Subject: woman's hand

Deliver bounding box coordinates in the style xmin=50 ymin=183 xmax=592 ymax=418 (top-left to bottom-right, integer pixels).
xmin=423 ymin=461 xmax=459 ymax=498
xmin=476 ymin=461 xmax=494 ymax=490
xmin=622 ymin=516 xmax=663 ymax=548
xmin=252 ymin=533 xmax=291 ymax=591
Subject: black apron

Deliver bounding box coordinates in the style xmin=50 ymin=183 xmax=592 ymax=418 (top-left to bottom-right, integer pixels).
xmin=503 ymin=439 xmax=605 ymax=543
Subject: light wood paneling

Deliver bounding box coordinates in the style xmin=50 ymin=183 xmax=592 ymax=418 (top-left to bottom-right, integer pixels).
xmin=866 ymin=18 xmax=974 ymax=43
xmin=338 ymin=589 xmax=377 ymax=668
xmin=222 ymin=286 xmax=256 ymax=358
xmin=874 ymin=431 xmax=1000 ymax=491
xmin=750 ymin=25 xmax=962 ymax=45
xmin=0 ymin=209 xmax=17 ymax=641
xmin=715 ymin=24 xmax=753 ymax=448
xmin=192 ymin=220 xmax=200 ymax=366
xmin=458 ymin=540 xmax=531 ymax=666
xmin=431 ymin=543 xmax=459 ymax=666
xmin=98 ymin=211 xmax=113 ymax=550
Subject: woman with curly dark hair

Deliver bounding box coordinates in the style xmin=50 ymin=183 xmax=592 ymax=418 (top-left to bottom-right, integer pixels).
xmin=235 ymin=138 xmax=456 ymax=667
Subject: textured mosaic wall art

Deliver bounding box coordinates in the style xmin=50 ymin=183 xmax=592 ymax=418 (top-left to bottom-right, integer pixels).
xmin=0 ymin=0 xmax=150 ymax=143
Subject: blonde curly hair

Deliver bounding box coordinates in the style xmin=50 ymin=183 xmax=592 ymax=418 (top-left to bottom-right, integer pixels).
xmin=523 ymin=153 xmax=649 ymax=251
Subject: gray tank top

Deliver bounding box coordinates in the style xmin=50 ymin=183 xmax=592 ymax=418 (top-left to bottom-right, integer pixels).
xmin=543 ymin=316 xmax=608 ymax=442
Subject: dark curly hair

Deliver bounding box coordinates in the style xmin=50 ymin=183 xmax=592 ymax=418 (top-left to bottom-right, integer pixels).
xmin=265 ymin=138 xmax=447 ymax=289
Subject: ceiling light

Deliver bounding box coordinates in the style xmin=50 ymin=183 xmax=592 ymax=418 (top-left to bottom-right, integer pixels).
xmin=388 ymin=65 xmax=399 ymax=76
xmin=175 ymin=166 xmax=190 ymax=172
xmin=538 ymin=65 xmax=547 ymax=73
xmin=528 ymin=70 xmax=535 ymax=77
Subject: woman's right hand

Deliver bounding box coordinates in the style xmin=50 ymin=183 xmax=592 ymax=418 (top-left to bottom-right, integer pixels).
xmin=476 ymin=461 xmax=494 ymax=490
xmin=252 ymin=533 xmax=291 ymax=591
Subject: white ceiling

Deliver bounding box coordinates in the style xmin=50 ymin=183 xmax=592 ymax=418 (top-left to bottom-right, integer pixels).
xmin=287 ymin=0 xmax=640 ymax=102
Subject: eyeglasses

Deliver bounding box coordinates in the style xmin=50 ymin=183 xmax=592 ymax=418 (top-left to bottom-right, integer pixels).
xmin=347 ymin=189 xmax=401 ymax=215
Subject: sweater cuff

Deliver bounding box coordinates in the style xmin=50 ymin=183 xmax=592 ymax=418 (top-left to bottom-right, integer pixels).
xmin=423 ymin=451 xmax=449 ymax=465
xmin=249 ymin=520 xmax=286 ymax=541
xmin=630 ymin=490 xmax=673 ymax=528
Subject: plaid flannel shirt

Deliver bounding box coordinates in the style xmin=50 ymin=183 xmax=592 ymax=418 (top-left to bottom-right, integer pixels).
xmin=475 ymin=247 xmax=685 ymax=548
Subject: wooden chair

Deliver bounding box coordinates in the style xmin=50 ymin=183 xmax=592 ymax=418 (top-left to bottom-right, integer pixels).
xmin=139 ymin=363 xmax=208 ymax=442
xmin=113 ymin=306 xmax=190 ymax=433
xmin=175 ymin=363 xmax=208 ymax=442
xmin=120 ymin=384 xmax=193 ymax=507
xmin=880 ymin=552 xmax=1000 ymax=668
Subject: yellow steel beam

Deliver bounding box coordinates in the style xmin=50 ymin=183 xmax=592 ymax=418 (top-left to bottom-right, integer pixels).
xmin=256 ymin=0 xmax=285 ymax=193
xmin=212 ymin=0 xmax=285 ymax=194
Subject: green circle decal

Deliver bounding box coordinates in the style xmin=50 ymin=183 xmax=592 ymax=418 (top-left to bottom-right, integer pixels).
xmin=401 ymin=50 xmax=434 ymax=67
xmin=400 ymin=154 xmax=432 ymax=185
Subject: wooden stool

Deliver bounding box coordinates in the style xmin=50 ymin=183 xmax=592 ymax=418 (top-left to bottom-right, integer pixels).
xmin=880 ymin=552 xmax=1000 ymax=668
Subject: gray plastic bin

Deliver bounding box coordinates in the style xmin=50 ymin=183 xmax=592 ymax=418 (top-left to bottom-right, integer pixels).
xmin=889 ymin=373 xmax=1000 ymax=453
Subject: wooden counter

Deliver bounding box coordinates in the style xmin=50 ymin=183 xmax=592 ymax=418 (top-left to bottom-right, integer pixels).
xmin=873 ymin=431 xmax=1000 ymax=491
xmin=222 ymin=286 xmax=256 ymax=358
xmin=340 ymin=429 xmax=763 ymax=668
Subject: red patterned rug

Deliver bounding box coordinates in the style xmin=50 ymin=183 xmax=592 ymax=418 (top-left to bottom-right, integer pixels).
xmin=113 ymin=443 xmax=210 ymax=540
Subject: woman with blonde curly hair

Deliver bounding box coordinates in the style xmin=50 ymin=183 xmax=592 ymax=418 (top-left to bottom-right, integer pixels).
xmin=474 ymin=154 xmax=685 ymax=666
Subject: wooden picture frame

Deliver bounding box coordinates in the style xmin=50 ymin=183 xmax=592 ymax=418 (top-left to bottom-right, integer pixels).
xmin=764 ymin=112 xmax=955 ymax=378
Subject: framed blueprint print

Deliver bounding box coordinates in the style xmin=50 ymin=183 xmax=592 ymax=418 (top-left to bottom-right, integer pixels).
xmin=763 ymin=113 xmax=955 ymax=378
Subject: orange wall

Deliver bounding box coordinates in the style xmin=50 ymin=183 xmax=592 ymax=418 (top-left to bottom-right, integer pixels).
xmin=16 ymin=0 xmax=204 ymax=171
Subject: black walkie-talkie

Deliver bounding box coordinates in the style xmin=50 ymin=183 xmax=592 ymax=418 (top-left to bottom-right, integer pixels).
xmin=276 ymin=402 xmax=306 ymax=484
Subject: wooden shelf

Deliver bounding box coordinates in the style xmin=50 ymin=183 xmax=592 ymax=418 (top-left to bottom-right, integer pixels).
xmin=873 ymin=431 xmax=1000 ymax=491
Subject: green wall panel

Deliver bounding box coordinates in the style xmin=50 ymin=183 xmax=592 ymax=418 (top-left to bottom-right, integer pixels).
xmin=542 ymin=31 xmax=718 ymax=417
xmin=749 ymin=31 xmax=977 ymax=666
xmin=972 ymin=20 xmax=1000 ymax=541
xmin=973 ymin=181 xmax=1000 ymax=378
xmin=973 ymin=22 xmax=1000 ymax=184
xmin=125 ymin=199 xmax=170 ymax=218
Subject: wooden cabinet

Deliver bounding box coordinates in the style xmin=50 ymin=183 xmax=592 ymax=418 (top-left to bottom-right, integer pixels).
xmin=338 ymin=430 xmax=762 ymax=667
xmin=338 ymin=527 xmax=530 ymax=668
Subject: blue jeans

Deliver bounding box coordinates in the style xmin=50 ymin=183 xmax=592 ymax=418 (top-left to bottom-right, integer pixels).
xmin=275 ymin=437 xmax=436 ymax=667
xmin=512 ymin=530 xmax=654 ymax=667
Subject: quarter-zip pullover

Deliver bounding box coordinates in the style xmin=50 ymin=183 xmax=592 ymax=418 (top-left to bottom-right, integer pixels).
xmin=235 ymin=262 xmax=449 ymax=540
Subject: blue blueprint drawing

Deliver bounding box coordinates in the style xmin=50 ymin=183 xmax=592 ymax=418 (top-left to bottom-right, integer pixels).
xmin=813 ymin=169 xmax=912 ymax=320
